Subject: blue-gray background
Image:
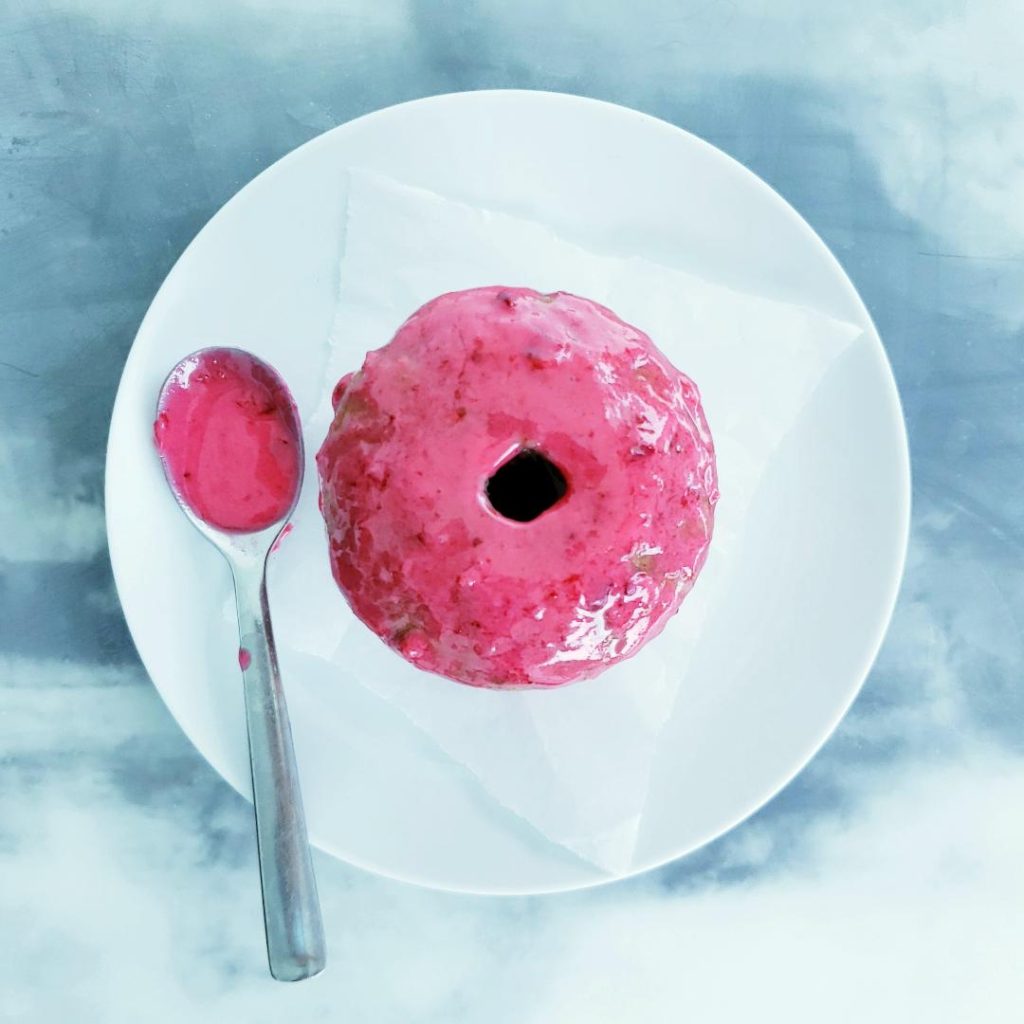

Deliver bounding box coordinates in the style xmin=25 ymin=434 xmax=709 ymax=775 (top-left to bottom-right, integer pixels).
xmin=1 ymin=1 xmax=1021 ymax=1020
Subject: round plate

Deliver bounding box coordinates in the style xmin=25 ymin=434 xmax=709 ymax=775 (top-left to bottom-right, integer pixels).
xmin=106 ymin=91 xmax=909 ymax=894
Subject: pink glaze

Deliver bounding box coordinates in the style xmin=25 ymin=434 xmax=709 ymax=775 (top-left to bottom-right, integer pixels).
xmin=238 ymin=647 xmax=252 ymax=670
xmin=270 ymin=522 xmax=295 ymax=554
xmin=317 ymin=286 xmax=718 ymax=688
xmin=154 ymin=348 xmax=301 ymax=533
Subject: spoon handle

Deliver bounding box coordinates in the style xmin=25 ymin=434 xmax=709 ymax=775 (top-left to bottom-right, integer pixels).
xmin=231 ymin=560 xmax=326 ymax=982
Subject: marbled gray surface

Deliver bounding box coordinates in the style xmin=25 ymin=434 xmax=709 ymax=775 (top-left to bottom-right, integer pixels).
xmin=2 ymin=1 xmax=1022 ymax=1020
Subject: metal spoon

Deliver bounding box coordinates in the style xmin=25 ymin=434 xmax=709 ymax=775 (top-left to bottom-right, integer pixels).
xmin=155 ymin=349 xmax=326 ymax=982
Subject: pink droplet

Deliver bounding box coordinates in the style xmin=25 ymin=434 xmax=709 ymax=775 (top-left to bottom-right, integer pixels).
xmin=270 ymin=522 xmax=294 ymax=554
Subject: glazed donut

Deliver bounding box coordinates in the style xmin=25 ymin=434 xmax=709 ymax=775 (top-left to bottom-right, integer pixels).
xmin=317 ymin=286 xmax=717 ymax=688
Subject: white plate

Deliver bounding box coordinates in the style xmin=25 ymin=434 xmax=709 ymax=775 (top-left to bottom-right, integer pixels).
xmin=106 ymin=91 xmax=910 ymax=895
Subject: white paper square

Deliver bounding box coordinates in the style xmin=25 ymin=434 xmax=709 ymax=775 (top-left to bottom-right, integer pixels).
xmin=272 ymin=170 xmax=861 ymax=873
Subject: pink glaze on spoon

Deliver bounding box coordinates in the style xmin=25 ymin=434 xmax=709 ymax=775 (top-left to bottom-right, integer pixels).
xmin=154 ymin=347 xmax=302 ymax=533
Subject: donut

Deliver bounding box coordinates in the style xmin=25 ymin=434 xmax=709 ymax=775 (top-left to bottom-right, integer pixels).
xmin=316 ymin=286 xmax=718 ymax=688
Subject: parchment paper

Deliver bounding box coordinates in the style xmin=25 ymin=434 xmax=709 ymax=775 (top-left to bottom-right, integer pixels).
xmin=270 ymin=170 xmax=862 ymax=873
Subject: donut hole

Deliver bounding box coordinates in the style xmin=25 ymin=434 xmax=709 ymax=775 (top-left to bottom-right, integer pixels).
xmin=486 ymin=448 xmax=568 ymax=523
